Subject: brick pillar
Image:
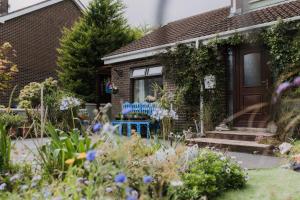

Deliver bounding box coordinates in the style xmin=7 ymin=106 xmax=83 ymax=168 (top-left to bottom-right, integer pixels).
xmin=0 ymin=0 xmax=8 ymax=15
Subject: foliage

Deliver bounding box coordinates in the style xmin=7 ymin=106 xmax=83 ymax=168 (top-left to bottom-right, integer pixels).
xmin=18 ymin=77 xmax=58 ymax=109
xmin=0 ymin=42 xmax=18 ymax=93
xmin=0 ymin=123 xmax=11 ymax=172
xmin=174 ymin=149 xmax=247 ymax=199
xmin=290 ymin=140 xmax=300 ymax=155
xmin=37 ymin=125 xmax=96 ymax=177
xmin=0 ymin=112 xmax=25 ymax=129
xmin=57 ymin=0 xmax=142 ymax=102
xmin=159 ymin=44 xmax=226 ymax=128
xmin=263 ymin=20 xmax=300 ymax=80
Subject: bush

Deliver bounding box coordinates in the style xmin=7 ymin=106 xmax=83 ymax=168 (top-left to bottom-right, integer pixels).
xmin=18 ymin=77 xmax=58 ymax=109
xmin=0 ymin=113 xmax=25 ymax=129
xmin=174 ymin=149 xmax=247 ymax=199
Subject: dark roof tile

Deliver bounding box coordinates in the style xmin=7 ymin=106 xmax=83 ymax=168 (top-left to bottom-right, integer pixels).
xmin=106 ymin=1 xmax=300 ymax=58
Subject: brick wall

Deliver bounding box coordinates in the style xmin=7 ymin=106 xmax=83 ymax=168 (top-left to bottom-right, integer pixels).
xmin=110 ymin=57 xmax=196 ymax=131
xmin=0 ymin=0 xmax=81 ymax=106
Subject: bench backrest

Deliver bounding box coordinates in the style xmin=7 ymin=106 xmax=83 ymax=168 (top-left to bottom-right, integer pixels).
xmin=122 ymin=102 xmax=157 ymax=116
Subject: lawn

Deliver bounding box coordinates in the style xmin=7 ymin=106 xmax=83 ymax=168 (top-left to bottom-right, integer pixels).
xmin=216 ymin=168 xmax=300 ymax=200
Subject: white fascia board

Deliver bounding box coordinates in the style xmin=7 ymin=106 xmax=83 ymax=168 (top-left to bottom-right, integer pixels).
xmin=0 ymin=0 xmax=85 ymax=24
xmin=103 ymin=15 xmax=300 ymax=65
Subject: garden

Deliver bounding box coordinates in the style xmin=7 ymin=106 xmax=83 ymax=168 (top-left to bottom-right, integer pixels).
xmin=0 ymin=0 xmax=300 ymax=199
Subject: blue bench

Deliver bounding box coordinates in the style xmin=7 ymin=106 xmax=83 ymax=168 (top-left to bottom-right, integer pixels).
xmin=112 ymin=102 xmax=158 ymax=139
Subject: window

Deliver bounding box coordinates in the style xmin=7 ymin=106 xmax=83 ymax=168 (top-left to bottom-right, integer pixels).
xmin=131 ymin=66 xmax=163 ymax=102
xmin=243 ymin=53 xmax=261 ymax=87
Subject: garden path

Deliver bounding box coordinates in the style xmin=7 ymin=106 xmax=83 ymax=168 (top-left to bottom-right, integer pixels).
xmin=10 ymin=138 xmax=287 ymax=169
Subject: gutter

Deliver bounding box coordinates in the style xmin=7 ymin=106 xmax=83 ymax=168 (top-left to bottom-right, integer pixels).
xmin=103 ymin=15 xmax=300 ymax=65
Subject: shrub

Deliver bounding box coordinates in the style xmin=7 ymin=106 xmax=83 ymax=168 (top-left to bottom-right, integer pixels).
xmin=0 ymin=113 xmax=25 ymax=129
xmin=18 ymin=77 xmax=58 ymax=109
xmin=0 ymin=123 xmax=11 ymax=172
xmin=174 ymin=149 xmax=247 ymax=199
xmin=0 ymin=42 xmax=18 ymax=93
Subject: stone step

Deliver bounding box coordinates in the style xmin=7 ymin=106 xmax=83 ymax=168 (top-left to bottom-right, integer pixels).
xmin=234 ymin=127 xmax=268 ymax=132
xmin=206 ymin=130 xmax=275 ymax=141
xmin=186 ymin=138 xmax=274 ymax=155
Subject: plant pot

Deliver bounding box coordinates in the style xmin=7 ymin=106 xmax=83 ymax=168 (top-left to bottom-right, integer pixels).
xmin=18 ymin=127 xmax=31 ymax=138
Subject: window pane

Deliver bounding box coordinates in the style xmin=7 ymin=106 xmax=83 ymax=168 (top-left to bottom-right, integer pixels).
xmin=134 ymin=77 xmax=163 ymax=102
xmin=132 ymin=68 xmax=146 ymax=78
xmin=134 ymin=79 xmax=145 ymax=102
xmin=148 ymin=66 xmax=163 ymax=76
xmin=244 ymin=53 xmax=261 ymax=87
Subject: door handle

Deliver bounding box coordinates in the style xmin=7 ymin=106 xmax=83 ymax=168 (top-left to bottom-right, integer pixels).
xmin=261 ymin=80 xmax=269 ymax=89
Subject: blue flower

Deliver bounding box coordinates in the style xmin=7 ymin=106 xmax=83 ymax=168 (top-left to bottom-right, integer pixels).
xmin=126 ymin=196 xmax=138 ymax=200
xmin=93 ymin=123 xmax=102 ymax=133
xmin=114 ymin=173 xmax=127 ymax=183
xmin=86 ymin=150 xmax=96 ymax=162
xmin=143 ymin=175 xmax=153 ymax=184
xmin=0 ymin=183 xmax=6 ymax=191
xmin=122 ymin=108 xmax=132 ymax=115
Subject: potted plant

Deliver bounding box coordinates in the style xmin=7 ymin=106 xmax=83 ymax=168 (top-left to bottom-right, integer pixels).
xmin=0 ymin=113 xmax=25 ymax=137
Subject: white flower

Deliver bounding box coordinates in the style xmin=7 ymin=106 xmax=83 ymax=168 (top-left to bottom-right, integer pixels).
xmin=170 ymin=180 xmax=183 ymax=187
xmin=20 ymin=184 xmax=29 ymax=191
xmin=32 ymin=175 xmax=42 ymax=182
xmin=60 ymin=96 xmax=81 ymax=111
xmin=220 ymin=156 xmax=226 ymax=161
xmin=225 ymin=168 xmax=231 ymax=174
xmin=105 ymin=187 xmax=113 ymax=193
xmin=10 ymin=174 xmax=21 ymax=182
xmin=0 ymin=183 xmax=6 ymax=191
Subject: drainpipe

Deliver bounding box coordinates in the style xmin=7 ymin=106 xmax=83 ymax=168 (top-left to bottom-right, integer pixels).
xmin=195 ymin=39 xmax=204 ymax=136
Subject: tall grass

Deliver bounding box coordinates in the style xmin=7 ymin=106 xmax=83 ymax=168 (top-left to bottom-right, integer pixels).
xmin=0 ymin=123 xmax=11 ymax=172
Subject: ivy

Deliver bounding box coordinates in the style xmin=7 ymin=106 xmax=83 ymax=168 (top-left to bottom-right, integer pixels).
xmin=159 ymin=20 xmax=300 ymax=128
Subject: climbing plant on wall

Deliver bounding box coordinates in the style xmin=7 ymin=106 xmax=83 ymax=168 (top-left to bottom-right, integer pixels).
xmin=159 ymin=43 xmax=227 ymax=129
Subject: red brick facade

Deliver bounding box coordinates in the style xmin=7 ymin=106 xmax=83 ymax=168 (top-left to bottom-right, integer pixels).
xmin=0 ymin=0 xmax=81 ymax=105
xmin=110 ymin=58 xmax=196 ymax=131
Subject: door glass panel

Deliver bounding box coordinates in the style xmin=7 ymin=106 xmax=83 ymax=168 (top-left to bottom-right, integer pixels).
xmin=243 ymin=53 xmax=261 ymax=87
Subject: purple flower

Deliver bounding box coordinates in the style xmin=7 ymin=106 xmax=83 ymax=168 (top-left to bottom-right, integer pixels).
xmin=93 ymin=123 xmax=102 ymax=133
xmin=276 ymin=82 xmax=291 ymax=95
xmin=114 ymin=173 xmax=127 ymax=183
xmin=122 ymin=108 xmax=132 ymax=115
xmin=86 ymin=150 xmax=96 ymax=162
xmin=293 ymin=76 xmax=300 ymax=87
xmin=143 ymin=175 xmax=153 ymax=184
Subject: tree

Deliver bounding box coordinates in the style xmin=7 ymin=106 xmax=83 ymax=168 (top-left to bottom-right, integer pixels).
xmin=0 ymin=42 xmax=18 ymax=93
xmin=57 ymin=0 xmax=142 ymax=102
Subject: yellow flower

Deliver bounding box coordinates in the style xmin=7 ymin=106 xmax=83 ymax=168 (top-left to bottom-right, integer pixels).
xmin=77 ymin=152 xmax=87 ymax=160
xmin=65 ymin=158 xmax=75 ymax=165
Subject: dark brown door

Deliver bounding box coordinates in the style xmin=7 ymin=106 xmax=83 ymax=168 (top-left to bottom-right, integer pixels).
xmin=234 ymin=46 xmax=270 ymax=128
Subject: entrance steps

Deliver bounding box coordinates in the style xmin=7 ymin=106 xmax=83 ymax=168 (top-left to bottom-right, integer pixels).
xmin=186 ymin=129 xmax=275 ymax=155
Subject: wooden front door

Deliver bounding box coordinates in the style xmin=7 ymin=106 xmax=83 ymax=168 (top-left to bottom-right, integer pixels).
xmin=234 ymin=46 xmax=270 ymax=128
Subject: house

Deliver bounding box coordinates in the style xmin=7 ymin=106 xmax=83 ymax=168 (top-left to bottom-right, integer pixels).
xmin=102 ymin=0 xmax=300 ymax=131
xmin=0 ymin=0 xmax=85 ymax=105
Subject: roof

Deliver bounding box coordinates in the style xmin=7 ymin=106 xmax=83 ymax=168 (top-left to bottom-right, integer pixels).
xmin=0 ymin=0 xmax=86 ymax=23
xmin=103 ymin=0 xmax=300 ymax=64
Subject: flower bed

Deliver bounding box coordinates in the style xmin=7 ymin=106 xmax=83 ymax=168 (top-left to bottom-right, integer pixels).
xmin=0 ymin=123 xmax=248 ymax=199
